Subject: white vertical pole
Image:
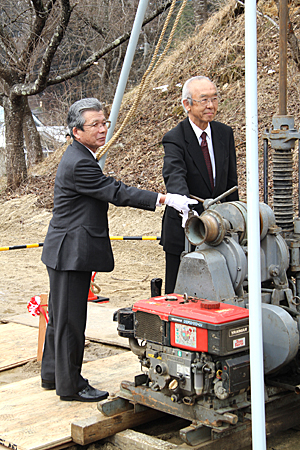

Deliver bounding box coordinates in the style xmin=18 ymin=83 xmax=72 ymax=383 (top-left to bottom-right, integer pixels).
xmin=99 ymin=0 xmax=150 ymax=169
xmin=245 ymin=1 xmax=267 ymax=449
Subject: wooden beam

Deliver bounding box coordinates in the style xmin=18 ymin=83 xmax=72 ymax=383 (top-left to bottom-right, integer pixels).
xmin=37 ymin=293 xmax=48 ymax=361
xmin=0 ymin=323 xmax=38 ymax=371
xmin=71 ymin=391 xmax=300 ymax=450
xmin=71 ymin=408 xmax=165 ymax=445
xmin=107 ymin=429 xmax=178 ymax=449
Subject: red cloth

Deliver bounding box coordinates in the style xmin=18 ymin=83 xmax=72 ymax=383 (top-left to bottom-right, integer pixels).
xmin=27 ymin=296 xmax=48 ymax=323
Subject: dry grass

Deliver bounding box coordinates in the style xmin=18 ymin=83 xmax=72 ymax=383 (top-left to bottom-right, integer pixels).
xmin=2 ymin=0 xmax=300 ymax=213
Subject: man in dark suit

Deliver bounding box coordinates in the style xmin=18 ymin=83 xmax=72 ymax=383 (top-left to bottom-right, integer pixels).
xmin=41 ymin=98 xmax=196 ymax=402
xmin=160 ymin=76 xmax=239 ymax=294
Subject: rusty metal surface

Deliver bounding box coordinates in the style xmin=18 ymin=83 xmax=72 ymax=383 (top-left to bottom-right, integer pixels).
xmin=98 ymin=396 xmax=134 ymax=416
xmin=262 ymin=116 xmax=300 ymax=231
xmin=279 ymin=0 xmax=288 ymax=115
xmin=119 ymin=380 xmax=247 ymax=427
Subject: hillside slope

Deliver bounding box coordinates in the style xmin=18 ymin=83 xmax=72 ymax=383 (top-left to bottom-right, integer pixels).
xmin=2 ymin=0 xmax=300 ymax=211
xmin=106 ymin=0 xmax=299 ymax=206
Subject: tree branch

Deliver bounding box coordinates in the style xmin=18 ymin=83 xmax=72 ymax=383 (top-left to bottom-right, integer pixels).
xmin=287 ymin=19 xmax=300 ymax=70
xmin=11 ymin=0 xmax=72 ymax=97
xmin=7 ymin=0 xmax=172 ymax=97
xmin=273 ymin=0 xmax=300 ymax=72
xmin=46 ymin=0 xmax=172 ymax=87
xmin=0 ymin=22 xmax=19 ymax=80
xmin=19 ymin=0 xmax=58 ymax=71
xmin=0 ymin=65 xmax=15 ymax=84
xmin=236 ymin=0 xmax=278 ymax=28
xmin=77 ymin=11 xmax=107 ymax=39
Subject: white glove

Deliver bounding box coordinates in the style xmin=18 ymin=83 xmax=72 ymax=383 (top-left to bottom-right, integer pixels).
xmin=180 ymin=208 xmax=199 ymax=228
xmin=164 ymin=193 xmax=198 ymax=227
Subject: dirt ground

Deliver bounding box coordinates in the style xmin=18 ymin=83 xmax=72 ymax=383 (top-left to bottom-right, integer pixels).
xmin=2 ymin=195 xmax=300 ymax=449
xmin=2 ymin=2 xmax=300 ymax=447
xmin=0 ymin=195 xmax=166 ymax=449
xmin=0 ymin=195 xmax=164 ymax=447
xmin=0 ymin=194 xmax=165 ymax=318
xmin=0 ymin=194 xmax=165 ymax=378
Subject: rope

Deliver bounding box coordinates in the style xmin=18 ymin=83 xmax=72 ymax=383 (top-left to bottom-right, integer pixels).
xmin=95 ymin=0 xmax=188 ymax=161
xmin=90 ymin=280 xmax=101 ymax=295
xmin=0 ymin=236 xmax=161 ymax=251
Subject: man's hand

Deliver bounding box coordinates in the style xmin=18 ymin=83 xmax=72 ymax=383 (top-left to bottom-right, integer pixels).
xmin=164 ymin=193 xmax=198 ymax=227
xmin=180 ymin=209 xmax=199 ymax=228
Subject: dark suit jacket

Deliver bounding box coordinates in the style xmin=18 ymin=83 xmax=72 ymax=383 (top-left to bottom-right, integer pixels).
xmin=42 ymin=140 xmax=158 ymax=272
xmin=160 ymin=118 xmax=239 ymax=255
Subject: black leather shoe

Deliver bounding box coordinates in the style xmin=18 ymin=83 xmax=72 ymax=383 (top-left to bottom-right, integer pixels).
xmin=60 ymin=384 xmax=109 ymax=402
xmin=41 ymin=379 xmax=56 ymax=390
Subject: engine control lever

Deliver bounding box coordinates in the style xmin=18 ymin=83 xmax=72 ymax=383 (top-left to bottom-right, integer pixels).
xmin=190 ymin=186 xmax=238 ymax=210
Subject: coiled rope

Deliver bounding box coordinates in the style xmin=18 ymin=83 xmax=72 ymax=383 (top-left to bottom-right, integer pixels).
xmin=95 ymin=0 xmax=188 ymax=161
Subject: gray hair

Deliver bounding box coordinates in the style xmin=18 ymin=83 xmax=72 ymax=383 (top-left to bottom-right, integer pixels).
xmin=67 ymin=98 xmax=103 ymax=138
xmin=182 ymin=76 xmax=216 ymax=112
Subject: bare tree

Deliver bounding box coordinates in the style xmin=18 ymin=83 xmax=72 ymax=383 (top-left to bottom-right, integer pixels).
xmin=193 ymin=0 xmax=208 ymax=28
xmin=0 ymin=0 xmax=172 ymax=189
xmin=24 ymin=100 xmax=43 ymax=168
xmin=277 ymin=0 xmax=300 ymax=70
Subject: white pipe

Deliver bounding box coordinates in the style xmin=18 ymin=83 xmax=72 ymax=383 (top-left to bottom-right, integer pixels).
xmin=99 ymin=0 xmax=150 ymax=169
xmin=245 ymin=1 xmax=267 ymax=449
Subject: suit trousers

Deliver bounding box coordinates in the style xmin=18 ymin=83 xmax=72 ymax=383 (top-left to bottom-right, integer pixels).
xmin=165 ymin=252 xmax=181 ymax=294
xmin=41 ymin=267 xmax=92 ymax=396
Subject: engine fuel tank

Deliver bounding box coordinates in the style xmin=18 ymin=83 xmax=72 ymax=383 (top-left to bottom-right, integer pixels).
xmin=133 ymin=295 xmax=249 ymax=356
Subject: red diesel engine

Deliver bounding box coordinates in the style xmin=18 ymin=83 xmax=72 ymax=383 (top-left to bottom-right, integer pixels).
xmin=115 ymin=293 xmax=250 ymax=403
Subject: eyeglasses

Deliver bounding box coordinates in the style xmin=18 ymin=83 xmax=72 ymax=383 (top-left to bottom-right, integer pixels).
xmin=188 ymin=96 xmax=218 ymax=106
xmin=83 ymin=120 xmax=111 ymax=130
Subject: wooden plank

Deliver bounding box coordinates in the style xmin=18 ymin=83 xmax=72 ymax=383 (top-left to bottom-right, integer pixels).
xmin=107 ymin=429 xmax=178 ymax=450
xmin=70 ymin=380 xmax=300 ymax=450
xmin=71 ymin=408 xmax=165 ymax=445
xmin=37 ymin=293 xmax=48 ymax=361
xmin=0 ymin=442 xmax=73 ymax=450
xmin=0 ymin=323 xmax=38 ymax=371
xmin=0 ymin=351 xmax=139 ymax=450
xmin=85 ymin=303 xmax=129 ymax=347
xmin=6 ymin=313 xmax=39 ymax=328
xmin=8 ymin=303 xmax=129 ymax=349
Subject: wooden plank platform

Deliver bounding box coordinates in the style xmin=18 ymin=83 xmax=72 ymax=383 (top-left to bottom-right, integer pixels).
xmin=3 ymin=316 xmax=300 ymax=449
xmin=71 ymin=407 xmax=166 ymax=446
xmin=0 ymin=351 xmax=139 ymax=450
xmin=7 ymin=303 xmax=129 ymax=348
xmin=71 ymin=387 xmax=300 ymax=450
xmin=0 ymin=323 xmax=37 ymax=371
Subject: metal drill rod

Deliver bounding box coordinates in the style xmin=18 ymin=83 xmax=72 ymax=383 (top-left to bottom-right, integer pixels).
xmin=279 ymin=0 xmax=288 ymax=115
xmin=189 ymin=194 xmax=205 ymax=203
xmin=190 ymin=186 xmax=238 ymax=209
xmin=205 ymin=185 xmax=238 ymax=207
xmin=263 ymin=138 xmax=269 ymax=204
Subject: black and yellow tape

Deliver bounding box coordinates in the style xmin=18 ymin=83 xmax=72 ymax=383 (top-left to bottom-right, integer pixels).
xmin=0 ymin=236 xmax=161 ymax=251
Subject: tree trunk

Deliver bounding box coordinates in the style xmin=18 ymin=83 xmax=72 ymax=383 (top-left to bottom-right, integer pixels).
xmin=193 ymin=0 xmax=208 ymax=28
xmin=23 ymin=99 xmax=43 ymax=168
xmin=4 ymin=96 xmax=27 ymax=189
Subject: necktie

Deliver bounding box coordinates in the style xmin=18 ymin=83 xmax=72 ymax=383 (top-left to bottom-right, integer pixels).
xmin=201 ymin=131 xmax=214 ymax=190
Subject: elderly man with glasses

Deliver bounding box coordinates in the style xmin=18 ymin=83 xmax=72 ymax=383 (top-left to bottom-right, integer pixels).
xmin=160 ymin=76 xmax=239 ymax=295
xmin=41 ymin=98 xmax=197 ymax=402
